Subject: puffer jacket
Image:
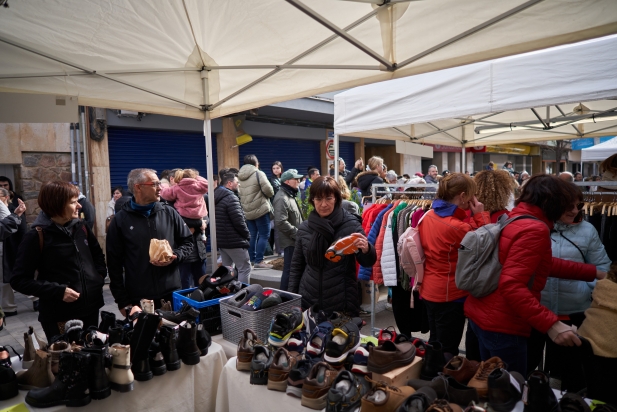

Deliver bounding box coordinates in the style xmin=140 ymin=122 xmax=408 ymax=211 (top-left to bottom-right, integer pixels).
xmin=289 ymin=209 xmax=377 ymax=315
xmin=357 ymin=171 xmax=384 ymax=195
xmin=11 ymin=213 xmax=106 ymax=323
xmin=381 ymin=211 xmax=397 ymax=286
xmin=465 ymin=202 xmax=598 ymax=337
xmin=273 ymin=185 xmax=302 ymax=250
xmin=159 ymin=176 xmax=208 ymax=220
xmin=358 ymin=204 xmax=391 ymax=281
xmin=541 ymin=220 xmax=611 ymax=315
xmin=373 ymin=208 xmax=394 ymax=285
xmin=214 ymin=186 xmax=250 ymax=249
xmin=238 ymin=165 xmax=274 ymax=220
xmin=419 ymin=208 xmax=490 ymax=302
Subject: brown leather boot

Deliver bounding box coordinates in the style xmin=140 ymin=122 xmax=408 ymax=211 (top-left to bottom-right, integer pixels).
xmin=48 ymin=341 xmax=70 ymax=375
xmin=16 ymin=350 xmax=55 ymax=390
xmin=22 ymin=327 xmax=37 ymax=369
xmin=468 ymin=356 xmax=507 ymax=398
xmin=443 ymin=356 xmax=480 ymax=384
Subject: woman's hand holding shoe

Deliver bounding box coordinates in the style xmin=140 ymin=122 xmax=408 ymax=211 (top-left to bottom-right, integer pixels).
xmin=548 ymin=320 xmax=582 ymax=347
xmin=352 ymin=233 xmax=370 ymax=254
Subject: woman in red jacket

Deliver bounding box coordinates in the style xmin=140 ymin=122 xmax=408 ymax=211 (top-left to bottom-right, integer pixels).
xmin=465 ymin=175 xmax=607 ymax=376
xmin=419 ymin=173 xmax=490 ymax=357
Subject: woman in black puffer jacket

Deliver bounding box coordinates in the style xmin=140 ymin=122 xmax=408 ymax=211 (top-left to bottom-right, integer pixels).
xmin=289 ymin=176 xmax=376 ymax=315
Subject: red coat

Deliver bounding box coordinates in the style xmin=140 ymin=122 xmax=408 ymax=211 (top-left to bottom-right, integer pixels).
xmin=419 ymin=208 xmax=490 ymax=302
xmin=464 ymin=202 xmax=597 ymax=337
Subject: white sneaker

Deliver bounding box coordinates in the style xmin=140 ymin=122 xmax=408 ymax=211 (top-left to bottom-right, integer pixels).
xmin=254 ymin=262 xmax=273 ymax=269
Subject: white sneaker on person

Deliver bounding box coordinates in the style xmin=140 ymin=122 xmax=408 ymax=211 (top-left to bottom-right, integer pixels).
xmin=254 ymin=262 xmax=273 ymax=270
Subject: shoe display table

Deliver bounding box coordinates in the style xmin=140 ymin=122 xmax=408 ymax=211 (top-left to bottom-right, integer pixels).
xmin=215 ymin=357 xmax=321 ymax=412
xmin=0 ymin=342 xmax=227 ymax=412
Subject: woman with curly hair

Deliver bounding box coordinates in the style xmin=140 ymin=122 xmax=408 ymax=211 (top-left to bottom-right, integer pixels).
xmin=474 ymin=169 xmax=516 ymax=223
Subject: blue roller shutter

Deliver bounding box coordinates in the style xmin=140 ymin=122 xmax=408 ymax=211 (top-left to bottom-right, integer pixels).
xmin=338 ymin=142 xmax=355 ymax=171
xmin=239 ymin=136 xmax=321 ymax=178
xmin=108 ymin=127 xmax=217 ymax=189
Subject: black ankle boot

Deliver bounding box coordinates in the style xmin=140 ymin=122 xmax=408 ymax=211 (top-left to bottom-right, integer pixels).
xmin=148 ymin=335 xmax=167 ymax=376
xmin=177 ymin=321 xmax=201 ymax=365
xmin=108 ymin=327 xmax=125 ymax=346
xmin=98 ymin=311 xmax=116 ymax=334
xmin=80 ymin=346 xmax=111 ymax=400
xmin=159 ymin=326 xmax=181 ymax=371
xmin=25 ymin=352 xmax=91 ymax=408
xmin=524 ymin=371 xmax=560 ymax=412
xmin=130 ymin=312 xmax=161 ymax=382
xmin=420 ymin=341 xmax=446 ymax=380
xmin=195 ymin=323 xmax=212 ymax=356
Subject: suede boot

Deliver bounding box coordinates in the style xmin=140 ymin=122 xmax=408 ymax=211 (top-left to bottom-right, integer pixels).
xmin=177 ymin=321 xmax=201 ymax=365
xmin=25 ymin=351 xmax=91 ymax=408
xmin=98 ymin=311 xmax=116 ymax=334
xmin=22 ymin=326 xmax=37 ymax=369
xmin=16 ymin=350 xmax=54 ymax=390
xmin=196 ymin=322 xmax=212 ymax=356
xmin=420 ymin=341 xmax=446 ymax=380
xmin=48 ymin=341 xmax=70 ymax=376
xmin=129 ymin=312 xmax=162 ymax=381
xmin=159 ymin=325 xmax=181 ymax=371
xmin=81 ymin=345 xmax=111 ymax=400
xmin=108 ymin=344 xmax=134 ymax=392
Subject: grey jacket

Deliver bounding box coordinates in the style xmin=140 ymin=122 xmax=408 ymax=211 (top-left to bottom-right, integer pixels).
xmin=273 ymin=186 xmax=303 ymax=250
xmin=238 ymin=165 xmax=274 ymax=221
xmin=540 ymin=220 xmax=611 ymax=315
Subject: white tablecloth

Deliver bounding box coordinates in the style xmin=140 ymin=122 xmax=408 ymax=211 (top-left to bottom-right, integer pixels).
xmin=0 ymin=342 xmax=227 ymax=412
xmin=215 ymin=357 xmax=321 ymax=412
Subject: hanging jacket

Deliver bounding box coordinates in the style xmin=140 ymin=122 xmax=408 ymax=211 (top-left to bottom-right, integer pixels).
xmin=359 ymin=204 xmax=392 ymax=281
xmin=419 ymin=205 xmax=490 ymax=302
xmin=288 ymin=209 xmax=376 ymax=314
xmin=361 ymin=204 xmax=387 ymax=236
xmin=381 ymin=211 xmax=398 ymax=286
xmin=11 ymin=213 xmax=106 ymax=323
xmin=159 ymin=176 xmax=208 ymax=220
xmin=464 ymin=202 xmax=598 ymax=337
xmin=238 ymin=164 xmax=274 ymax=221
xmin=541 ymin=220 xmax=611 ymax=315
xmin=373 ymin=208 xmax=395 ymax=285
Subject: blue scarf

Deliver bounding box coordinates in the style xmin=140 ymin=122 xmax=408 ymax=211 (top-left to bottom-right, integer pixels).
xmin=130 ymin=198 xmax=156 ymax=217
xmin=432 ymin=199 xmax=458 ymax=217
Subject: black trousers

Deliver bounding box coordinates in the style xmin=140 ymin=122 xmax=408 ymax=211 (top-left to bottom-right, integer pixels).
xmin=279 ymin=246 xmax=294 ymax=291
xmin=423 ymin=300 xmax=466 ymax=357
xmin=391 ymin=286 xmax=429 ymax=336
xmin=41 ymin=311 xmax=100 ymax=342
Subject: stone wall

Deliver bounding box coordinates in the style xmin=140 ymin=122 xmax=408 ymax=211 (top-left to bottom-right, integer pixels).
xmin=16 ymin=152 xmax=72 ymax=224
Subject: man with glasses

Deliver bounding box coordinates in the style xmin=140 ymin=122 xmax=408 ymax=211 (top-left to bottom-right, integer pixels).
xmin=106 ymin=168 xmax=193 ymax=315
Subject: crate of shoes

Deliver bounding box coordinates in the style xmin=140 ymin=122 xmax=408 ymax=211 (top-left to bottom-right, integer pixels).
xmin=172 ymin=266 xmax=247 ymax=336
xmin=220 ymin=286 xmax=301 ymax=344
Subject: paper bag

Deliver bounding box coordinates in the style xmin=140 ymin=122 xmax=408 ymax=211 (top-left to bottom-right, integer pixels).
xmin=149 ymin=239 xmax=174 ymax=262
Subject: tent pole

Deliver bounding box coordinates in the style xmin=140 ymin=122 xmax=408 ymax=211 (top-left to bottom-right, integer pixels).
xmin=334 ymin=134 xmax=339 ymax=181
xmin=80 ymin=107 xmax=91 ymax=201
xmin=70 ymin=124 xmax=76 ymax=182
xmin=202 ymin=70 xmax=218 ymax=274
xmin=75 ymin=122 xmax=83 ymax=193
xmin=461 ymin=124 xmax=467 ymax=174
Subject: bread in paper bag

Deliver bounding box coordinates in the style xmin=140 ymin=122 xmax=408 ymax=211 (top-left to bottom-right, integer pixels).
xmin=149 ymin=239 xmax=174 ymax=262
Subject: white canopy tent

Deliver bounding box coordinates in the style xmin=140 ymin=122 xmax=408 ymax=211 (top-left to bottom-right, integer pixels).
xmin=581 ymin=137 xmax=617 ymax=162
xmin=2 ymin=0 xmax=617 ymax=260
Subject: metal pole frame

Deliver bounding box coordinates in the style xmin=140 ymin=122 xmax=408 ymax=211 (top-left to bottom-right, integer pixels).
xmin=80 ymin=107 xmax=91 ymax=201
xmin=75 ymin=122 xmax=83 ymax=194
xmin=201 ymin=70 xmax=218 ymax=274
xmin=70 ymin=123 xmax=76 ymax=182
xmin=334 ymin=134 xmax=339 ymax=182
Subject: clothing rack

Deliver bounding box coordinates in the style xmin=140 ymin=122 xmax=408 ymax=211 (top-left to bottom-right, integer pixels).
xmin=367 ymin=184 xmax=437 ymax=336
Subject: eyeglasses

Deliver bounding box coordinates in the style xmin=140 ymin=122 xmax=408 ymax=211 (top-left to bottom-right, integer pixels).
xmin=314 ymin=197 xmax=335 ymax=204
xmin=139 ymin=181 xmax=162 ymax=188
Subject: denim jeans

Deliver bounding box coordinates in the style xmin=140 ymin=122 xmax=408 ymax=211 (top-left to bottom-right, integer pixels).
xmin=470 ymin=319 xmax=528 ymax=376
xmin=247 ymin=213 xmax=271 ymax=264
xmin=279 ymin=246 xmax=294 ymax=291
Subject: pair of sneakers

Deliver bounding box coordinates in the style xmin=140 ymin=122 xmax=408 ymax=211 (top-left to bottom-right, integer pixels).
xmin=189 ymin=266 xmax=238 ymax=302
xmin=227 ymin=284 xmax=282 ymax=311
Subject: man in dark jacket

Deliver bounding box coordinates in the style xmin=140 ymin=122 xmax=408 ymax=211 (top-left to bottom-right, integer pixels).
xmin=214 ymin=173 xmax=251 ymax=283
xmin=106 ymin=168 xmax=193 ymax=314
xmin=77 ymin=192 xmax=96 ymax=230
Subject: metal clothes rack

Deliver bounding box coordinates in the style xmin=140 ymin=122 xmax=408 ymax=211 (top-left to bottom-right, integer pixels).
xmin=367 ymin=183 xmax=437 ymax=336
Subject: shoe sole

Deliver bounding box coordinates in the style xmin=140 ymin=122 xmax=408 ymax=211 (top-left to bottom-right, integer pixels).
xmin=26 ymin=394 xmax=91 ymax=408
xmin=110 ymin=381 xmax=134 ymax=392
xmin=180 ymin=351 xmax=201 ymax=365
xmin=351 ymin=364 xmax=369 ymax=374
xmin=90 ymin=387 xmax=112 ymax=400
xmin=286 ymin=385 xmax=303 ymax=398
xmin=133 ymin=370 xmax=153 ymax=381
xmin=301 ymin=393 xmax=328 ymax=410
xmin=267 ymin=378 xmax=288 ymax=391
xmin=269 ymin=320 xmax=304 ymax=347
xmin=324 ymin=340 xmax=361 ymax=364
xmin=367 ymin=352 xmax=416 ymax=374
xmin=166 ymin=360 xmax=182 ymax=371
xmin=151 ymin=364 xmax=167 ymax=376
xmin=236 ymin=359 xmax=252 ymax=371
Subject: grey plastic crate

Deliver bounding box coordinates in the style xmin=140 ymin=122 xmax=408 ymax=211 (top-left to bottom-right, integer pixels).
xmin=220 ymin=288 xmax=302 ymax=345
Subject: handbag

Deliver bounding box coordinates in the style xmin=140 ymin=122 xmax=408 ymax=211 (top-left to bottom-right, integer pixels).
xmin=255 ymin=171 xmax=274 ymax=219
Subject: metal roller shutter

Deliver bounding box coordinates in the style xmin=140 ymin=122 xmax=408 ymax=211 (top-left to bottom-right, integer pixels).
xmin=108 ymin=127 xmax=217 ymax=189
xmin=239 ymin=136 xmax=321 ymax=178
xmin=338 ymin=142 xmax=355 ymax=171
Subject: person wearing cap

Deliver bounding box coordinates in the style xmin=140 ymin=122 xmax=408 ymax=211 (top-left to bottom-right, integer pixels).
xmin=273 ymin=169 xmax=304 ymax=291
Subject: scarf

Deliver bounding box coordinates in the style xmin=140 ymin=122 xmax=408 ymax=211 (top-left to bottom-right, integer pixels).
xmin=281 ymin=182 xmax=299 ymax=196
xmin=307 ymin=206 xmax=344 ymax=269
xmin=130 ymin=198 xmax=156 ymax=217
xmin=432 ymin=199 xmax=458 ymax=217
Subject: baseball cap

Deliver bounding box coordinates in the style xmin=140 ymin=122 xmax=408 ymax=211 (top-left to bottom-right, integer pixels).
xmin=414 ymin=172 xmax=424 ymax=178
xmin=280 ymin=169 xmax=303 ymax=182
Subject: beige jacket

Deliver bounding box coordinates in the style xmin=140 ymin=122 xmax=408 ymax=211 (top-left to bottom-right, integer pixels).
xmin=578 ymin=279 xmax=617 ymax=358
xmin=238 ymin=164 xmax=274 ymax=221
